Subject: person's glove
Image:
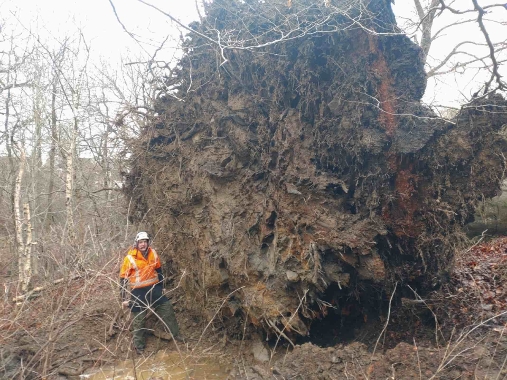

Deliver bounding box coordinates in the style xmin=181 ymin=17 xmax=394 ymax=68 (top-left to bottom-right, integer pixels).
xmin=122 ymin=301 xmax=129 ymax=308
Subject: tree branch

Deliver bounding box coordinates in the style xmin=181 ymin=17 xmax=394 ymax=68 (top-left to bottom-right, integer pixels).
xmin=1 ymin=81 xmax=32 ymax=92
xmin=470 ymin=0 xmax=505 ymax=92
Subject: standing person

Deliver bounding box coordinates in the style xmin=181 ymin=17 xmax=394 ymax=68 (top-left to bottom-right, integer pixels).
xmin=119 ymin=231 xmax=184 ymax=354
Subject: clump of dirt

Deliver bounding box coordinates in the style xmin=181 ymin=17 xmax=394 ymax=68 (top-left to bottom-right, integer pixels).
xmin=258 ymin=236 xmax=507 ymax=379
xmin=258 ymin=337 xmax=507 ymax=380
xmin=124 ymin=0 xmax=507 ymax=342
xmin=227 ymin=234 xmax=507 ymax=378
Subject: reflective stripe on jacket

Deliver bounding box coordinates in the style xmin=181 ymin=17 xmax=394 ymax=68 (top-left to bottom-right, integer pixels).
xmin=119 ymin=247 xmax=161 ymax=289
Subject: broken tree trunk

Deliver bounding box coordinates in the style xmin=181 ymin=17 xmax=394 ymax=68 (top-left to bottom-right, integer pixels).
xmin=124 ymin=0 xmax=507 ymax=339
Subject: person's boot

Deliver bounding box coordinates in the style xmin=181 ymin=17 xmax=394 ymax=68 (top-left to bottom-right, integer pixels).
xmin=173 ymin=335 xmax=185 ymax=343
xmin=135 ymin=346 xmax=145 ymax=355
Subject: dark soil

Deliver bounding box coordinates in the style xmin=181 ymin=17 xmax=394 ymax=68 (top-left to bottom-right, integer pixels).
xmin=123 ymin=0 xmax=507 ymax=343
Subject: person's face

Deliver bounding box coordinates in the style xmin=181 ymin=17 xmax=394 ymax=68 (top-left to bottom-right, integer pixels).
xmin=137 ymin=239 xmax=149 ymax=251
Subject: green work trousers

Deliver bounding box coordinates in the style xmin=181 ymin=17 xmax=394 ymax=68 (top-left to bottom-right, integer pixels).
xmin=131 ymin=300 xmax=180 ymax=349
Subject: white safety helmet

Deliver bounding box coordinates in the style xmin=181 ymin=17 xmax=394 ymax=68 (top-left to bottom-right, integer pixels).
xmin=134 ymin=231 xmax=150 ymax=247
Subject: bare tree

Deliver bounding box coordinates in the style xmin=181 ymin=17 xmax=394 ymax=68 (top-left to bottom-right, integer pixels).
xmin=398 ymin=0 xmax=506 ymax=97
xmin=1 ymin=14 xmax=132 ymax=288
xmin=1 ymin=24 xmax=35 ymax=292
xmin=13 ymin=141 xmax=33 ymax=292
xmin=43 ymin=33 xmax=93 ymax=246
xmin=42 ymin=43 xmax=68 ymax=231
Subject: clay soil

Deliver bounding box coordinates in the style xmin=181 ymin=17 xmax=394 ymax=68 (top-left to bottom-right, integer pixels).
xmin=1 ymin=236 xmax=506 ymax=379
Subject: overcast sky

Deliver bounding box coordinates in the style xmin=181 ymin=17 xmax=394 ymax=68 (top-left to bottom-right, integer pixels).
xmin=2 ymin=0 xmax=505 ymax=109
xmin=393 ymin=1 xmax=506 ymax=109
xmin=1 ymin=0 xmax=198 ymax=61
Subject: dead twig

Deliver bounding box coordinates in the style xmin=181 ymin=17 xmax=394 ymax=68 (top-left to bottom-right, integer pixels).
xmin=407 ymin=285 xmax=444 ymax=347
xmin=192 ymin=286 xmax=245 ymax=351
xmin=371 ymin=282 xmax=397 ymax=361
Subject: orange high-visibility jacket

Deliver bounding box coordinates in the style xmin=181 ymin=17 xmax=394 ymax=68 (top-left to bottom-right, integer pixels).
xmin=119 ymin=247 xmax=161 ymax=289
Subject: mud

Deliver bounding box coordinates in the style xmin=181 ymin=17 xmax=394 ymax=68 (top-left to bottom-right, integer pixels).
xmin=262 ymin=337 xmax=507 ymax=380
xmin=83 ymin=351 xmax=230 ymax=379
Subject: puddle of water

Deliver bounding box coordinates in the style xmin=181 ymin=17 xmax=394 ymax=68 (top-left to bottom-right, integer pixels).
xmin=81 ymin=350 xmax=230 ymax=380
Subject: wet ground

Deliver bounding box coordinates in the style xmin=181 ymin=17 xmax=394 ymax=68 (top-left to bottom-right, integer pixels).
xmin=82 ymin=350 xmax=230 ymax=380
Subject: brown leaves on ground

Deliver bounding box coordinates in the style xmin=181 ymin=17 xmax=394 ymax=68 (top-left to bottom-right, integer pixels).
xmin=432 ymin=236 xmax=507 ymax=330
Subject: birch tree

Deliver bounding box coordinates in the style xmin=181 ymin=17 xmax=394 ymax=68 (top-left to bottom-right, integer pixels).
xmin=50 ymin=34 xmax=92 ymax=245
xmin=0 ymin=8 xmax=143 ymax=291
xmin=13 ymin=142 xmax=33 ymax=292
xmin=1 ymin=24 xmax=35 ymax=292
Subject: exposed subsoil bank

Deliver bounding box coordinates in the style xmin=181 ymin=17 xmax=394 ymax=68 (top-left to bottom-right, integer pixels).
xmin=124 ymin=0 xmax=507 ymax=342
